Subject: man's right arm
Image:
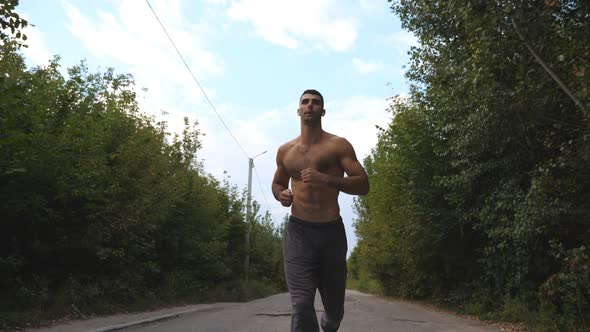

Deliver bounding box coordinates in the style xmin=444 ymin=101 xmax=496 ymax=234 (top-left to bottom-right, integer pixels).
xmin=272 ymin=145 xmax=293 ymax=206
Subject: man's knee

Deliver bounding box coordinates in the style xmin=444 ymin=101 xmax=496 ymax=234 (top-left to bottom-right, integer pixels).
xmin=292 ymin=301 xmax=316 ymax=317
xmin=291 ymin=302 xmax=319 ymax=331
xmin=321 ymin=311 xmax=343 ymax=332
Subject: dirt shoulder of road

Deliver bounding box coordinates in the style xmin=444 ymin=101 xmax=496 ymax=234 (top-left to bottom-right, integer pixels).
xmin=21 ymin=303 xmax=239 ymax=332
xmin=355 ymin=291 xmax=529 ymax=332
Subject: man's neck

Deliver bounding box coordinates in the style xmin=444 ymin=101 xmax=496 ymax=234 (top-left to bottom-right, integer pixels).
xmin=300 ymin=121 xmax=323 ymax=145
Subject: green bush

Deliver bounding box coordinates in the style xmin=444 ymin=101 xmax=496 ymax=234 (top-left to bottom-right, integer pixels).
xmin=352 ymin=1 xmax=590 ymax=330
xmin=0 ymin=13 xmax=285 ymax=327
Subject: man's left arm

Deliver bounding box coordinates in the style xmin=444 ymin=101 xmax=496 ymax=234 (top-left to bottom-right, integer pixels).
xmin=301 ymin=138 xmax=369 ymax=195
xmin=332 ymin=138 xmax=369 ymax=195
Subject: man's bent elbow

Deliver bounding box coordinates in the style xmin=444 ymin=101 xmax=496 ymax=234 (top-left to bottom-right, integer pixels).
xmin=360 ymin=183 xmax=370 ymax=196
xmin=272 ymin=182 xmax=285 ymax=201
xmin=353 ymin=180 xmax=369 ymax=196
xmin=361 ymin=178 xmax=370 ymax=195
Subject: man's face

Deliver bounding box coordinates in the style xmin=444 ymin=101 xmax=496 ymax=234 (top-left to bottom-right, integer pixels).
xmin=298 ymin=93 xmax=324 ymax=120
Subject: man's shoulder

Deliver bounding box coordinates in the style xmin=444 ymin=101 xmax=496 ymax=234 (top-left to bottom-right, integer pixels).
xmin=278 ymin=137 xmax=299 ymax=152
xmin=322 ymin=133 xmax=355 ymax=157
xmin=323 ymin=132 xmax=350 ymax=146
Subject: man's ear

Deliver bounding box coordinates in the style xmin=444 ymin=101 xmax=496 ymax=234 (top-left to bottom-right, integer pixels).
xmin=322 ymin=109 xmax=326 ymax=116
xmin=297 ymin=108 xmax=301 ymax=115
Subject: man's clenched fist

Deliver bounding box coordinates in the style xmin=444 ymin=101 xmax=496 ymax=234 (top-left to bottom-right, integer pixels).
xmin=300 ymin=168 xmax=326 ymax=184
xmin=280 ymin=188 xmax=294 ymax=207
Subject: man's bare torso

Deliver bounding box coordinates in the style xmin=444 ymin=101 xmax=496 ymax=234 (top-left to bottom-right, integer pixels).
xmin=281 ymin=132 xmax=344 ymax=222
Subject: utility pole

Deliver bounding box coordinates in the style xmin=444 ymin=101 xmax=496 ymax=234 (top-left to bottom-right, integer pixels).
xmin=244 ymin=150 xmax=267 ymax=283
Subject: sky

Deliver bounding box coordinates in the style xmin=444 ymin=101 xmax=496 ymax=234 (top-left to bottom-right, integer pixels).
xmin=15 ymin=0 xmax=416 ymax=254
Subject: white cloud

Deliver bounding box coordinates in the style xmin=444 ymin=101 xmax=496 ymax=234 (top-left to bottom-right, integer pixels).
xmin=323 ymin=95 xmax=391 ymax=160
xmin=359 ymin=0 xmax=390 ymax=12
xmin=206 ymin=95 xmax=391 ymax=191
xmin=19 ymin=14 xmax=53 ymax=66
xmin=196 ymin=95 xmax=391 ymax=253
xmin=57 ymin=0 xmax=392 ymax=253
xmin=388 ymin=30 xmax=419 ymax=48
xmin=63 ymin=0 xmax=222 ymax=78
xmin=61 ymin=0 xmax=225 ymax=139
xmin=352 ymin=57 xmax=384 ymax=74
xmin=227 ymin=0 xmax=357 ymax=51
xmin=205 ymin=0 xmax=228 ymax=4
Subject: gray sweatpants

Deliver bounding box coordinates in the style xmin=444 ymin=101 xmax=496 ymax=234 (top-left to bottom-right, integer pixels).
xmin=283 ymin=215 xmax=348 ymax=332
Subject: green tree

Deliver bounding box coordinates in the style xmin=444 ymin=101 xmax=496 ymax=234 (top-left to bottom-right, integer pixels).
xmin=353 ymin=0 xmax=589 ymax=329
xmin=0 ymin=3 xmax=286 ymax=328
xmin=0 ymin=42 xmax=285 ymax=327
xmin=0 ymin=0 xmax=28 ymax=45
xmin=249 ymin=202 xmax=286 ymax=290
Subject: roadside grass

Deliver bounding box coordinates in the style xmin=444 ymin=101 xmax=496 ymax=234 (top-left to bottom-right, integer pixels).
xmin=0 ymin=279 xmax=284 ymax=330
xmin=346 ymin=276 xmax=383 ymax=295
xmin=346 ymin=277 xmax=573 ymax=332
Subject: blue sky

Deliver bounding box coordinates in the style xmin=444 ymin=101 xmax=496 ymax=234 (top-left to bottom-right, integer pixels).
xmin=17 ymin=0 xmax=416 ymax=253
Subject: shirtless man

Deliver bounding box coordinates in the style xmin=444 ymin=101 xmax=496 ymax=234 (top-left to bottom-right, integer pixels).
xmin=272 ymin=89 xmax=370 ymax=332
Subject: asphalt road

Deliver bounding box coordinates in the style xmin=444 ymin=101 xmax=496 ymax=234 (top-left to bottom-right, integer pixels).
xmin=119 ymin=290 xmax=499 ymax=332
xmin=28 ymin=290 xmax=500 ymax=332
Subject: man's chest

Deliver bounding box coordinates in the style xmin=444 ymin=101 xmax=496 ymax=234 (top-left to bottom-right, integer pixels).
xmin=283 ymin=144 xmax=340 ymax=177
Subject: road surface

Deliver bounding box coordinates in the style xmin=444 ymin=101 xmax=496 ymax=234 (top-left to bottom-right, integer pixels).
xmin=30 ymin=290 xmax=500 ymax=332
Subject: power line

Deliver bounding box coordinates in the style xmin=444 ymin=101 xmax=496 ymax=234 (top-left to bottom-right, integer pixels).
xmin=145 ymin=0 xmax=273 ymax=219
xmin=511 ymin=18 xmax=586 ymax=113
xmin=253 ymin=162 xmax=271 ymax=213
xmin=145 ymin=0 xmax=249 ymax=159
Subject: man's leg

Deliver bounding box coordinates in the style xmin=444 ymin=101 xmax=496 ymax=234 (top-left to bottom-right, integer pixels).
xmin=284 ymin=219 xmax=321 ymax=332
xmin=318 ymin=222 xmax=348 ymax=332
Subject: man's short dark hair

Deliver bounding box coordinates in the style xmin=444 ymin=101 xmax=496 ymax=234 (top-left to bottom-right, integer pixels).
xmin=300 ymin=89 xmax=324 ymax=106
